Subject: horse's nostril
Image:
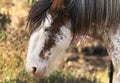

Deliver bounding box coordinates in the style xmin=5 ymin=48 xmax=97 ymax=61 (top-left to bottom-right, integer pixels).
xmin=32 ymin=67 xmax=37 ymax=74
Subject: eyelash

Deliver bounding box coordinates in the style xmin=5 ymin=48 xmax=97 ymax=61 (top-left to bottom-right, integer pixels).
xmin=44 ymin=28 xmax=50 ymax=32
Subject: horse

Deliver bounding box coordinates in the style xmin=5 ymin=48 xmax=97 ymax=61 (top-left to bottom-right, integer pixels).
xmin=26 ymin=0 xmax=120 ymax=83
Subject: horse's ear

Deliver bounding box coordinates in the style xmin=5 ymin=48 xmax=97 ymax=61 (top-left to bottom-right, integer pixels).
xmin=51 ymin=0 xmax=64 ymax=11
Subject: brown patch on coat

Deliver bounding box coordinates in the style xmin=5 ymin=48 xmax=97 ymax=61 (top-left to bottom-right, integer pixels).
xmin=51 ymin=0 xmax=64 ymax=11
xmin=43 ymin=10 xmax=69 ymax=52
xmin=39 ymin=51 xmax=46 ymax=59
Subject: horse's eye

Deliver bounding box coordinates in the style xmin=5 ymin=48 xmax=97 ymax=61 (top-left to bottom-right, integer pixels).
xmin=44 ymin=28 xmax=50 ymax=32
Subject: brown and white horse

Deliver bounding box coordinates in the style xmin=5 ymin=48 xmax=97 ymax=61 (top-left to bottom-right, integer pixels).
xmin=26 ymin=0 xmax=120 ymax=83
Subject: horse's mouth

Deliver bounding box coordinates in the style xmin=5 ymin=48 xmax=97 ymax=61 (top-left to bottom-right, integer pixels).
xmin=30 ymin=66 xmax=47 ymax=77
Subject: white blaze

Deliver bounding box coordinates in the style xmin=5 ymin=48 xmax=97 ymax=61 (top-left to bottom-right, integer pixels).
xmin=26 ymin=14 xmax=52 ymax=74
xmin=26 ymin=13 xmax=72 ymax=76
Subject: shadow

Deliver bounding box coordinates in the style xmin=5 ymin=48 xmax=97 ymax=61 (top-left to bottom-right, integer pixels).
xmin=81 ymin=44 xmax=108 ymax=56
xmin=81 ymin=44 xmax=110 ymax=70
xmin=63 ymin=42 xmax=111 ymax=74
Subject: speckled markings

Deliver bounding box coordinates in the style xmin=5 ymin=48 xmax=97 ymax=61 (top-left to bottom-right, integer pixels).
xmin=109 ymin=25 xmax=120 ymax=83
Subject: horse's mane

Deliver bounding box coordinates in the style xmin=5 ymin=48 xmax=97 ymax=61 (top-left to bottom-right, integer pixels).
xmin=27 ymin=0 xmax=120 ymax=35
xmin=27 ymin=0 xmax=52 ymax=33
xmin=64 ymin=0 xmax=120 ymax=35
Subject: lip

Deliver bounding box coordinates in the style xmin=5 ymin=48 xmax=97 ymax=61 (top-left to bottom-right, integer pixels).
xmin=39 ymin=66 xmax=47 ymax=77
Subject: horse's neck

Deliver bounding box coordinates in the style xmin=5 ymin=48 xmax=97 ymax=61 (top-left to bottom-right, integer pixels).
xmin=107 ymin=25 xmax=120 ymax=62
xmin=86 ymin=25 xmax=119 ymax=56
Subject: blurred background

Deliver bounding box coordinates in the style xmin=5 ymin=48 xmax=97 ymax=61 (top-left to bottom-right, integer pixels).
xmin=0 ymin=0 xmax=111 ymax=83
